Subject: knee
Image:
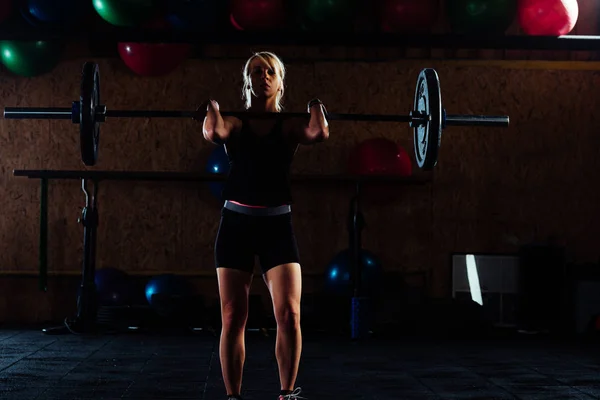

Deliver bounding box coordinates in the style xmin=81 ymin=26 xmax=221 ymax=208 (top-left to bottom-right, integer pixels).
xmin=221 ymin=302 xmax=248 ymax=334
xmin=274 ymin=303 xmax=301 ymax=330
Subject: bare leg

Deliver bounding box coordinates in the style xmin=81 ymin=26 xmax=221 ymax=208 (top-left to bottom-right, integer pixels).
xmin=264 ymin=263 xmax=302 ymax=392
xmin=217 ymin=268 xmax=253 ymax=397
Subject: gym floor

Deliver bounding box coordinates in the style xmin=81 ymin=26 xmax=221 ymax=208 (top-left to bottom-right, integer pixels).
xmin=1 ymin=329 xmax=600 ymax=400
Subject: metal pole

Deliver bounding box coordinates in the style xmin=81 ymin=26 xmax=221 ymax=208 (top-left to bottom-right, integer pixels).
xmin=39 ymin=178 xmax=48 ymax=292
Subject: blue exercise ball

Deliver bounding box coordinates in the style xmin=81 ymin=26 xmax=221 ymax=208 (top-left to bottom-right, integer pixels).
xmin=94 ymin=267 xmax=131 ymax=306
xmin=21 ymin=0 xmax=89 ymax=26
xmin=325 ymin=249 xmax=382 ymax=296
xmin=145 ymin=274 xmax=194 ymax=306
xmin=166 ymin=0 xmax=219 ymax=31
xmin=205 ymin=145 xmax=230 ymax=201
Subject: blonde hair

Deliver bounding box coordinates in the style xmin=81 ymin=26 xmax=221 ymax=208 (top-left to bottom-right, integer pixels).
xmin=242 ymin=51 xmax=286 ymax=112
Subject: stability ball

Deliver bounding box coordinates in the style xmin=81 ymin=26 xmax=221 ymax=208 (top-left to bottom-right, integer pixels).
xmin=347 ymin=138 xmax=412 ymax=176
xmin=0 ymin=40 xmax=63 ymax=77
xmin=0 ymin=0 xmax=12 ymax=24
xmin=205 ymin=145 xmax=230 ymax=201
xmin=446 ymin=0 xmax=517 ymax=34
xmin=325 ymin=248 xmax=383 ymax=296
xmin=518 ymin=0 xmax=578 ymax=36
xmin=92 ymin=0 xmax=160 ymax=27
xmin=166 ymin=0 xmax=219 ymax=31
xmin=229 ymin=0 xmax=286 ymax=31
xmin=95 ymin=267 xmax=131 ymax=306
xmin=21 ymin=0 xmax=89 ymax=27
xmin=145 ymin=274 xmax=195 ymax=317
xmin=145 ymin=274 xmax=194 ymax=304
xmin=379 ymin=0 xmax=439 ymax=33
xmin=294 ymin=0 xmax=357 ymax=31
xmin=117 ymin=42 xmax=191 ymax=76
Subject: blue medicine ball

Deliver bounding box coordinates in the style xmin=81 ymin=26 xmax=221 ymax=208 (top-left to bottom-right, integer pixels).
xmin=166 ymin=0 xmax=219 ymax=32
xmin=325 ymin=248 xmax=383 ymax=296
xmin=21 ymin=0 xmax=89 ymax=26
xmin=205 ymin=145 xmax=230 ymax=201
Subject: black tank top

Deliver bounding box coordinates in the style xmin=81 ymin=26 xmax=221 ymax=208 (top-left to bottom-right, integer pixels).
xmin=222 ymin=117 xmax=297 ymax=207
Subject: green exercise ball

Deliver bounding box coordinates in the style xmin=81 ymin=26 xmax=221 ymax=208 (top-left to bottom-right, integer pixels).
xmin=92 ymin=0 xmax=160 ymax=27
xmin=295 ymin=0 xmax=358 ymax=32
xmin=446 ymin=0 xmax=517 ymax=34
xmin=0 ymin=40 xmax=63 ymax=77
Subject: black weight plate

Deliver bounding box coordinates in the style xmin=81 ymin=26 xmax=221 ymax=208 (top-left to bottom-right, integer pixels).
xmin=80 ymin=62 xmax=100 ymax=166
xmin=413 ymin=68 xmax=442 ymax=170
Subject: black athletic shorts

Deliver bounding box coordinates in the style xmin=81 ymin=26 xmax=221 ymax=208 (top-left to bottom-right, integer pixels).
xmin=214 ymin=203 xmax=300 ymax=274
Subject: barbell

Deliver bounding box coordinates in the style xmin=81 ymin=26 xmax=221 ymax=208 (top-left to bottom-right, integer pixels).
xmin=3 ymin=62 xmax=509 ymax=170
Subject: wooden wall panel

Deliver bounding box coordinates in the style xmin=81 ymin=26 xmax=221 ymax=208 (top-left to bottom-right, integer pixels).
xmin=1 ymin=53 xmax=600 ymax=322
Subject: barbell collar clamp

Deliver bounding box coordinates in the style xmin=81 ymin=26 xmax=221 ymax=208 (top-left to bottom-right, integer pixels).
xmin=409 ymin=111 xmax=430 ymax=128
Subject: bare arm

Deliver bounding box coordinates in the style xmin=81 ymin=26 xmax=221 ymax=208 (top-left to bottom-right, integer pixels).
xmin=293 ymin=99 xmax=330 ymax=145
xmin=201 ymin=100 xmax=240 ymax=144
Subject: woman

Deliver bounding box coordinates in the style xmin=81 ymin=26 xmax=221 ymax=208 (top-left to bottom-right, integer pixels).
xmin=200 ymin=51 xmax=329 ymax=400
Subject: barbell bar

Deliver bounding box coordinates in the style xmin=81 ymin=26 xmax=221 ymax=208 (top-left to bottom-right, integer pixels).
xmin=3 ymin=107 xmax=508 ymax=126
xmin=2 ymin=62 xmax=510 ymax=170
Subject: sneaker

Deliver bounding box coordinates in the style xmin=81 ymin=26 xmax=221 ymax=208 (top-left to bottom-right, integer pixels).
xmin=279 ymin=388 xmax=305 ymax=400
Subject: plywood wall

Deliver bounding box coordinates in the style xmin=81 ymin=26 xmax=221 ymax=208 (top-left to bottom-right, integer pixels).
xmin=1 ymin=48 xmax=600 ymax=322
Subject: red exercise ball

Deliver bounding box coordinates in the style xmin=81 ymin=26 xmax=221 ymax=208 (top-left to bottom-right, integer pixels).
xmin=518 ymin=0 xmax=578 ymax=35
xmin=379 ymin=0 xmax=439 ymax=33
xmin=348 ymin=138 xmax=412 ymax=176
xmin=117 ymin=42 xmax=191 ymax=76
xmin=229 ymin=0 xmax=285 ymax=31
xmin=0 ymin=0 xmax=12 ymax=23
